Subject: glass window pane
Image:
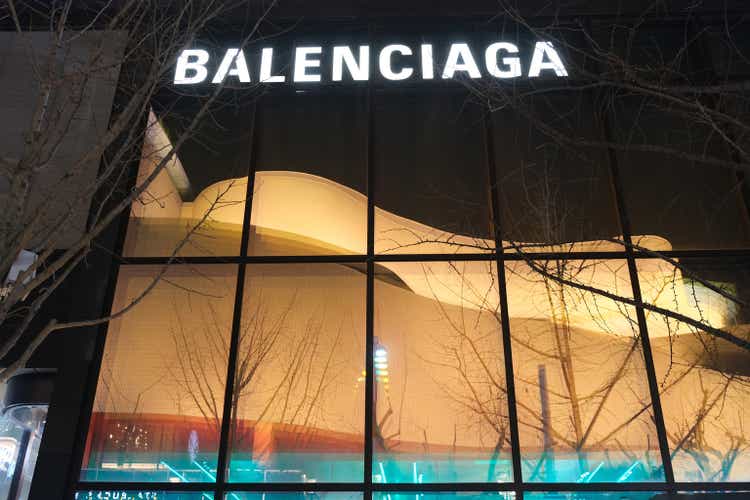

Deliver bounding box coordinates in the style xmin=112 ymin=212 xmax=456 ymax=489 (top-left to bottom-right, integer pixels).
xmin=707 ymin=21 xmax=750 ymax=78
xmin=506 ymin=259 xmax=664 ymax=482
xmin=227 ymin=494 xmax=362 ymax=500
xmin=674 ymin=492 xmax=750 ymax=499
xmin=76 ymin=493 xmax=212 ymax=500
xmin=374 ymin=92 xmax=494 ymax=254
xmin=0 ymin=417 xmax=28 ymax=499
xmin=592 ymin=22 xmax=705 ymax=80
xmin=492 ymin=92 xmax=620 ymax=252
xmin=525 ymin=493 xmax=660 ymax=500
xmin=228 ymin=264 xmax=366 ymax=482
xmin=249 ymin=93 xmax=367 ymax=256
xmin=373 ymin=260 xmax=512 ymax=483
xmin=81 ymin=265 xmax=237 ymax=482
xmin=124 ymin=94 xmax=253 ymax=257
xmin=612 ymin=96 xmax=750 ymax=250
xmin=638 ymin=257 xmax=750 ymax=481
xmin=374 ymin=494 xmax=514 ymax=500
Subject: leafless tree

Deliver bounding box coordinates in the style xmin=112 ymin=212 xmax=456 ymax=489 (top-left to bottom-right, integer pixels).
xmin=0 ymin=0 xmax=282 ymax=381
xmin=380 ymin=6 xmax=750 ymax=471
xmin=479 ymin=4 xmax=750 ymax=480
xmin=169 ymin=289 xmax=348 ymax=467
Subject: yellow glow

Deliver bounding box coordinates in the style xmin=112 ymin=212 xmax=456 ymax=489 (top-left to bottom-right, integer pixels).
xmin=130 ymin=161 xmax=734 ymax=339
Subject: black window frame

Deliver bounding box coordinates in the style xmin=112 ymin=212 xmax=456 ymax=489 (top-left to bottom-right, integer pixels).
xmin=65 ymin=16 xmax=750 ymax=500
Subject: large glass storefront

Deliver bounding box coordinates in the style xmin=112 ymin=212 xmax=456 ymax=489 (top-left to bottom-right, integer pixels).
xmin=71 ymin=20 xmax=750 ymax=500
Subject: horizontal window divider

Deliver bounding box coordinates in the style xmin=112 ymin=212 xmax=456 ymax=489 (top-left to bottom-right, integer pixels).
xmin=73 ymin=480 xmax=750 ymax=493
xmin=371 ymin=483 xmax=515 ymax=492
xmin=244 ymin=255 xmax=369 ymax=263
xmin=521 ymin=482 xmax=750 ymax=492
xmin=373 ymin=253 xmax=498 ymax=262
xmin=374 ymin=251 xmax=631 ymax=261
xmin=672 ymin=482 xmax=750 ymax=491
xmin=498 ymin=251 xmax=630 ymax=261
xmin=118 ymin=256 xmax=245 ymax=265
xmin=116 ymin=248 xmax=750 ymax=266
xmin=222 ymin=483 xmax=366 ymax=492
xmin=521 ymin=482 xmax=669 ymax=492
xmin=119 ymin=255 xmax=370 ymax=265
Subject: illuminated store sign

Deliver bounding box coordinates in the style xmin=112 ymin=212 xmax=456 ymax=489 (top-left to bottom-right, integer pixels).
xmin=174 ymin=41 xmax=568 ymax=85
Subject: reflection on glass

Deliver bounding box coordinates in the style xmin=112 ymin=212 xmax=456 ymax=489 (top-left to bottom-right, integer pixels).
xmin=0 ymin=416 xmax=27 ymax=499
xmin=524 ymin=493 xmax=660 ymax=500
xmin=76 ymin=493 xmax=212 ymax=500
xmin=81 ymin=265 xmax=237 ymax=482
xmin=373 ymin=260 xmax=512 ymax=483
xmin=150 ymin=161 xmax=642 ymax=261
xmin=124 ymin=102 xmax=252 ymax=257
xmin=492 ymin=93 xmax=620 ymax=251
xmin=248 ymin=94 xmax=367 ymax=256
xmin=638 ymin=258 xmax=750 ymax=482
xmin=248 ymin=171 xmax=367 ymax=256
xmin=228 ymin=264 xmax=365 ymax=482
xmin=506 ymin=260 xmax=663 ymax=482
xmin=374 ymin=93 xmax=493 ymax=254
xmin=675 ymin=492 xmax=750 ymax=499
xmin=374 ymin=494 xmax=514 ymax=500
xmin=0 ymin=403 xmax=48 ymax=499
xmin=612 ymin=96 xmax=750 ymax=250
xmin=227 ymin=493 xmax=362 ymax=500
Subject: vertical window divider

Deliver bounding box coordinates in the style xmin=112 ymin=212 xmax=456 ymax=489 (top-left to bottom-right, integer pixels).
xmin=483 ymin=108 xmax=524 ymax=499
xmin=214 ymin=100 xmax=260 ymax=500
xmin=364 ymin=78 xmax=376 ymax=500
xmin=599 ymin=93 xmax=677 ymax=491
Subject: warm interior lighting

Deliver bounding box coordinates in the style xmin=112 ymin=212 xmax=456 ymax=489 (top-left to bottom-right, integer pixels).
xmin=88 ymin=123 xmax=750 ymax=484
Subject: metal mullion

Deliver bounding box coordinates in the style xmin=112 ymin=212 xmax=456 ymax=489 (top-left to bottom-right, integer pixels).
xmin=241 ymin=254 xmax=366 ymax=263
xmin=374 ymin=252 xmax=631 ymax=262
xmin=373 ymin=483 xmax=515 ymax=492
xmin=364 ymin=79 xmax=376 ymax=500
xmin=374 ymin=252 xmax=500 ymax=262
xmin=673 ymin=481 xmax=750 ymax=491
xmin=483 ymin=250 xmax=629 ymax=261
xmin=119 ymin=256 xmax=245 ymax=265
xmin=213 ymin=100 xmax=259 ymax=500
xmin=74 ymin=479 xmax=750 ymax=494
xmin=484 ymin=109 xmax=523 ymax=495
xmin=521 ymin=481 xmax=670 ymax=492
xmin=117 ymin=248 xmax=750 ymax=266
xmin=123 ymin=255 xmax=369 ymax=265
xmin=600 ymin=101 xmax=676 ymax=489
xmin=223 ymin=483 xmax=365 ymax=492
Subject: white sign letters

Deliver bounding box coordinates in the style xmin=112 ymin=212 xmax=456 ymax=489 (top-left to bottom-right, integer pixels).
xmin=174 ymin=41 xmax=568 ymax=85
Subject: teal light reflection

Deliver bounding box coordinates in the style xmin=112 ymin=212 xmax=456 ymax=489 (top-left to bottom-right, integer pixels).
xmin=75 ymin=492 xmax=213 ymax=500
xmin=80 ymin=454 xmax=220 ymax=483
xmin=372 ymin=454 xmax=513 ymax=483
xmin=373 ymin=493 xmax=514 ymax=500
xmin=524 ymin=493 xmax=660 ymax=500
xmin=521 ymin=451 xmax=665 ymax=484
xmin=225 ymin=493 xmax=362 ymax=500
xmin=228 ymin=452 xmax=363 ymax=482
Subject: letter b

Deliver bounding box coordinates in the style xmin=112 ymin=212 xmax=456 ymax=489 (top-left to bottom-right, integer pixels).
xmin=174 ymin=49 xmax=209 ymax=84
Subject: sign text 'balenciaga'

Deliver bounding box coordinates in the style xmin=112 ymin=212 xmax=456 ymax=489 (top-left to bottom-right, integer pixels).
xmin=174 ymin=41 xmax=568 ymax=85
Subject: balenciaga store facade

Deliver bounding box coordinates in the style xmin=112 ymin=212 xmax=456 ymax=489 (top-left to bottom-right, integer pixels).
xmin=16 ymin=2 xmax=750 ymax=499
